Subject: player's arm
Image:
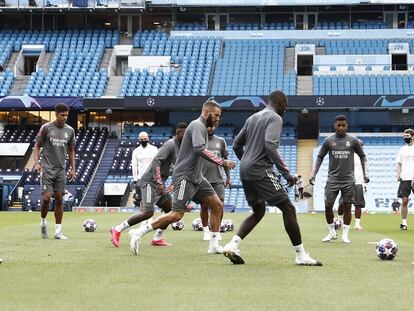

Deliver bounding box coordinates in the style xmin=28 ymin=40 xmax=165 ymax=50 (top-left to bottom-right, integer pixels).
xmin=153 ymin=143 xmax=172 ymax=193
xmin=131 ymin=149 xmax=139 ymax=183
xmin=33 ymin=125 xmax=46 ymax=173
xmin=233 ymin=125 xmax=246 ymax=160
xmin=68 ymin=130 xmax=76 ymax=182
xmin=309 ymin=139 xmax=329 ymax=184
xmin=222 ymin=139 xmax=231 ymax=188
xmin=354 ymin=140 xmax=369 ymax=183
xmin=396 ymin=149 xmax=402 ymax=181
xmin=193 ymin=125 xmax=235 ymax=169
xmin=264 ymin=118 xmax=295 ymax=186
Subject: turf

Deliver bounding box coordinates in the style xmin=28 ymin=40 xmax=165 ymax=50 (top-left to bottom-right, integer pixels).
xmin=0 ymin=211 xmax=413 ymax=311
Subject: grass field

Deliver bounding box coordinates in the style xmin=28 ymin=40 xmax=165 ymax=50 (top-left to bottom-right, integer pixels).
xmin=1 ymin=211 xmax=413 ymax=311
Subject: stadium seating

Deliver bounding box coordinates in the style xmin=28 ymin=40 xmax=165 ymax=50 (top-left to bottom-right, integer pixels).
xmin=174 ymin=23 xmax=207 ymax=31
xmin=0 ymin=125 xmax=38 ymax=144
xmin=211 ymin=40 xmax=296 ymax=96
xmin=123 ymin=32 xmax=220 ymax=96
xmin=0 ymin=69 xmax=14 ymax=97
xmin=22 ymin=30 xmax=118 ymax=97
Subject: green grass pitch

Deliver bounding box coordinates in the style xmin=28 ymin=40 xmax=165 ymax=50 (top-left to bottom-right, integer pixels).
xmin=1 ymin=212 xmax=413 ymax=311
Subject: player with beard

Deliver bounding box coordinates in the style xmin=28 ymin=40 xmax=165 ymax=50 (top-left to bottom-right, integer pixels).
xmin=110 ymin=123 xmax=188 ymax=247
xmin=200 ymin=126 xmax=231 ymax=241
xmin=129 ymin=100 xmax=236 ymax=255
xmin=310 ymin=115 xmax=369 ymax=244
xmin=223 ymin=91 xmax=322 ymax=266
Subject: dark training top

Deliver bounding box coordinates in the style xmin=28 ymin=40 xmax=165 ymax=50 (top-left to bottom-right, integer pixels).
xmin=233 ymin=106 xmax=290 ymax=181
xmin=172 ymin=117 xmax=225 ymax=185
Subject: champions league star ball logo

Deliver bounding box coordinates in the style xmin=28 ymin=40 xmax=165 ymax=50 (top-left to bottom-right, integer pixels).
xmin=316 ymin=97 xmax=325 ymax=106
xmin=0 ymin=96 xmax=41 ymax=109
xmin=146 ymin=98 xmax=155 ymax=107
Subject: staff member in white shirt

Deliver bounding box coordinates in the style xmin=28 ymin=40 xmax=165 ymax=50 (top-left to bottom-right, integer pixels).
xmin=131 ymin=131 xmax=158 ymax=207
xmin=396 ymin=128 xmax=414 ymax=230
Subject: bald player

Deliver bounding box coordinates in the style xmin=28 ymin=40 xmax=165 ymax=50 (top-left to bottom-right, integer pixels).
xmin=131 ymin=131 xmax=158 ymax=207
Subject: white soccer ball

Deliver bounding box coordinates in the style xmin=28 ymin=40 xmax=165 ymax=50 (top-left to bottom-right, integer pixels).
xmin=171 ymin=220 xmax=184 ymax=231
xmin=333 ymin=218 xmax=343 ymax=230
xmin=83 ymin=219 xmax=97 ymax=232
xmin=192 ymin=218 xmax=203 ymax=231
xmin=223 ymin=219 xmax=235 ymax=232
xmin=220 ymin=220 xmax=227 ymax=233
xmin=376 ymin=238 xmax=398 ymax=260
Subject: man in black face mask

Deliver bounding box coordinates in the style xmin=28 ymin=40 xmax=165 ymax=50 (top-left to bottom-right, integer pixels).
xmin=223 ymin=90 xmax=322 ymax=266
xmin=131 ymin=131 xmax=158 ymax=208
xmin=396 ymin=128 xmax=414 ymax=230
xmin=310 ymin=115 xmax=368 ymax=244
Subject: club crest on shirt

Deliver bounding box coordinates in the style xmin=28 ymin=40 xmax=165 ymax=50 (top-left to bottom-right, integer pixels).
xmin=216 ymin=143 xmax=220 ymax=148
xmin=346 ymin=141 xmax=350 ymax=147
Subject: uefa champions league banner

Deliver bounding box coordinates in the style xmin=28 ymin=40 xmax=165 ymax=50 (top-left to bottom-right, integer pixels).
xmin=85 ymin=95 xmax=414 ymax=110
xmin=0 ymin=96 xmax=83 ymax=110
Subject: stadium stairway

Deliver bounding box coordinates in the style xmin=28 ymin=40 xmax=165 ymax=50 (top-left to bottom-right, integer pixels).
xmin=104 ymin=76 xmax=123 ymax=96
xmin=296 ymin=139 xmax=318 ymax=212
xmin=9 ymin=76 xmax=30 ymax=95
xmin=284 ymin=47 xmax=295 ymax=73
xmin=80 ymin=139 xmax=118 ymax=207
xmin=297 ymin=76 xmax=313 ymax=95
xmin=6 ymin=52 xmax=19 ymax=71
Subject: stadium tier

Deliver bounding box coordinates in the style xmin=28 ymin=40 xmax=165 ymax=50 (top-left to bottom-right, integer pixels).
xmin=211 ymin=40 xmax=296 ymax=96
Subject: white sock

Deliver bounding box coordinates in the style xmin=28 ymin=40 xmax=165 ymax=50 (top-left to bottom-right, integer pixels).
xmin=229 ymin=235 xmax=242 ymax=248
xmin=55 ymin=224 xmax=62 ymax=234
xmin=209 ymin=232 xmax=219 ymax=249
xmin=342 ymin=224 xmax=350 ymax=239
xmin=40 ymin=218 xmax=47 ymax=226
xmin=327 ymin=223 xmax=335 ymax=235
xmin=203 ymin=226 xmax=210 ymax=233
xmin=139 ymin=224 xmax=154 ymax=237
xmin=355 ymin=219 xmax=361 ymax=227
xmin=293 ymin=244 xmax=307 ymax=259
xmin=153 ymin=229 xmax=164 ymax=241
xmin=402 ymin=219 xmax=407 ymax=226
xmin=115 ymin=221 xmax=130 ymax=232
xmin=338 ymin=214 xmax=344 ymax=222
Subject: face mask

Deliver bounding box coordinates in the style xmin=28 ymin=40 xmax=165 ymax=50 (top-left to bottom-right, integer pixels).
xmin=140 ymin=140 xmax=148 ymax=147
xmin=404 ymin=137 xmax=412 ymax=144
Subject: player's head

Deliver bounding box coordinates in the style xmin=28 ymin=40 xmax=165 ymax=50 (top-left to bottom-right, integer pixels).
xmin=207 ymin=126 xmax=216 ymax=137
xmin=201 ymin=98 xmax=221 ymax=127
xmin=334 ymin=115 xmax=348 ymax=137
xmin=268 ymin=90 xmax=288 ymax=117
xmin=403 ymin=128 xmax=414 ymax=144
xmin=139 ymin=131 xmax=149 ymax=147
xmin=54 ymin=103 xmax=69 ymax=126
xmin=175 ymin=122 xmax=188 ymax=143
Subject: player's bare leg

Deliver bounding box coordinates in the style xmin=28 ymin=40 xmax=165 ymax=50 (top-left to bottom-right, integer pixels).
xmin=54 ymin=192 xmax=67 ymax=240
xmin=40 ymin=192 xmax=52 ymax=239
xmin=201 ymin=194 xmax=223 ymax=253
xmin=151 ymin=200 xmax=173 ymax=246
xmin=341 ymin=202 xmax=352 ymax=243
xmin=354 ymin=205 xmax=363 ymax=230
xmin=200 ymin=203 xmax=211 ymax=240
xmin=401 ymin=197 xmax=409 ymax=230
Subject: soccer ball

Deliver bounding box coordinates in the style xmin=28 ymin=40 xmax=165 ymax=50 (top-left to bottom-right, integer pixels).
xmin=192 ymin=218 xmax=203 ymax=231
xmin=171 ymin=220 xmax=184 ymax=231
xmin=83 ymin=219 xmax=97 ymax=232
xmin=333 ymin=218 xmax=343 ymax=230
xmin=220 ymin=220 xmax=227 ymax=233
xmin=376 ymin=238 xmax=398 ymax=260
xmin=223 ymin=219 xmax=235 ymax=231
